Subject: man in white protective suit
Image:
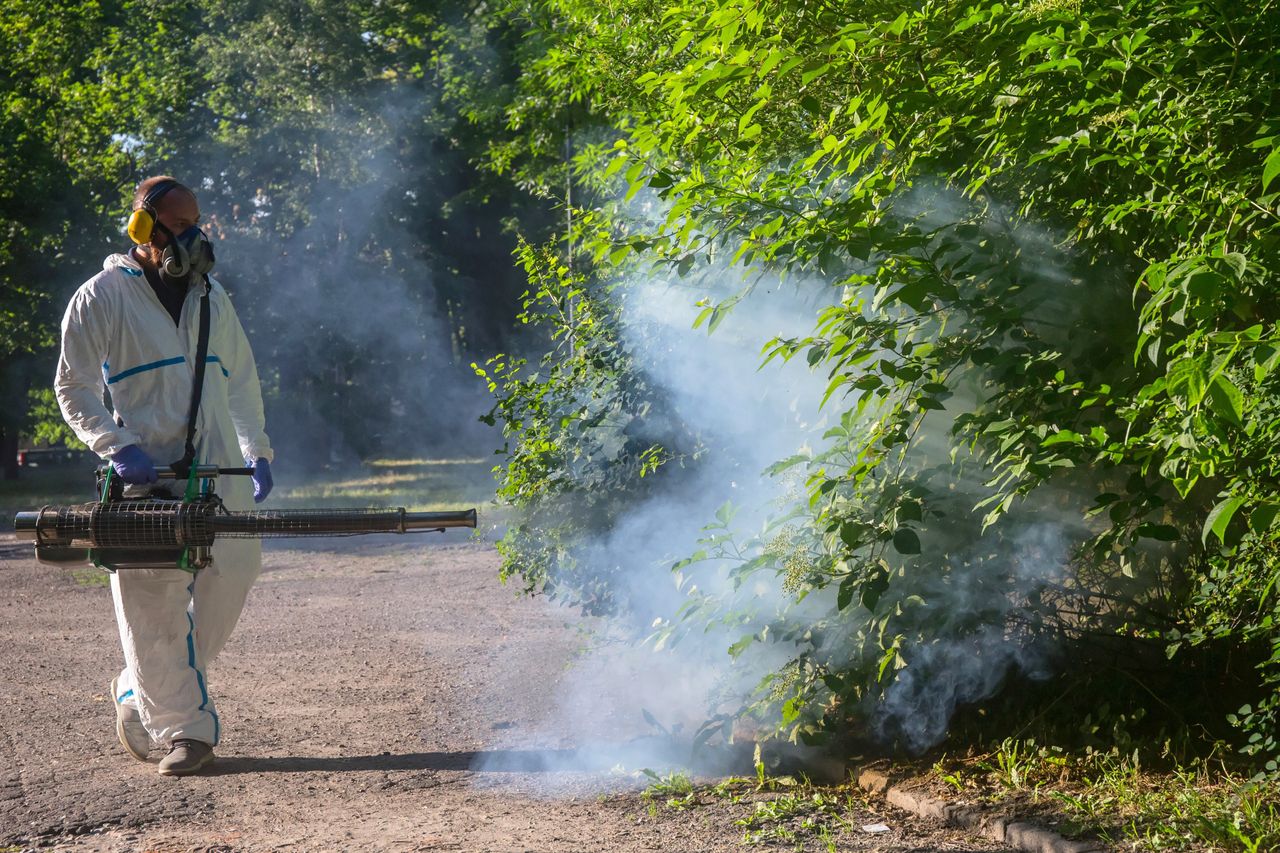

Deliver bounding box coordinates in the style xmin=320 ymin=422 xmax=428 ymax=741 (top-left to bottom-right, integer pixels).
xmin=55 ymin=176 xmax=274 ymax=776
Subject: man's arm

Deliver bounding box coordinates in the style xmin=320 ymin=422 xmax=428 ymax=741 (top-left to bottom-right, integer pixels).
xmin=55 ymin=285 xmax=143 ymax=457
xmin=220 ymin=293 xmax=273 ymax=464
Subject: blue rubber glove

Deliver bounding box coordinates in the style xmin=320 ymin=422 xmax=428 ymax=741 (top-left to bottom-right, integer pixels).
xmin=250 ymin=457 xmax=273 ymax=503
xmin=111 ymin=444 xmax=159 ymax=484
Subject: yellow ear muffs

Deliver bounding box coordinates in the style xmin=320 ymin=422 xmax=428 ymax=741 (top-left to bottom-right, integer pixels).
xmin=127 ymin=179 xmax=180 ymax=245
xmin=127 ymin=207 xmax=157 ymax=245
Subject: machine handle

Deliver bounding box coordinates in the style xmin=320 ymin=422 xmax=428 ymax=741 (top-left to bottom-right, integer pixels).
xmin=96 ymin=464 xmax=254 ymax=481
xmin=159 ymin=465 xmax=255 ymax=479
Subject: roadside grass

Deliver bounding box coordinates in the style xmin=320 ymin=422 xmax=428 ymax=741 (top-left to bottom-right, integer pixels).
xmin=640 ymin=756 xmax=872 ymax=852
xmin=70 ymin=567 xmax=110 ymax=588
xmin=638 ymin=743 xmax=1279 ymax=853
xmin=272 ymin=457 xmax=496 ymax=514
xmin=930 ymin=739 xmax=1280 ymax=852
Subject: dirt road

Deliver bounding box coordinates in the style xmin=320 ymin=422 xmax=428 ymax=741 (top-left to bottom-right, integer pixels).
xmin=0 ymin=534 xmax=1011 ymax=852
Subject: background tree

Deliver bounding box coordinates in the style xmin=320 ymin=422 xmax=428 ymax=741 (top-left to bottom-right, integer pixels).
xmin=0 ymin=0 xmax=182 ymax=476
xmin=4 ymin=0 xmax=554 ymax=471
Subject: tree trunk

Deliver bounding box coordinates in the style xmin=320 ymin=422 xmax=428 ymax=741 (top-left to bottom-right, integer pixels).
xmin=1 ymin=427 xmax=19 ymax=480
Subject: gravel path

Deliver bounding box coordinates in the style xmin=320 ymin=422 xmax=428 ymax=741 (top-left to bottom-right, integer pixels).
xmin=0 ymin=533 xmax=1011 ymax=852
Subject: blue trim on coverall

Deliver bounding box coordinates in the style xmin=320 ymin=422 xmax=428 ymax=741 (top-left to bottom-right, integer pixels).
xmin=106 ymin=356 xmax=186 ymax=384
xmin=185 ymin=582 xmax=221 ymax=745
xmin=104 ymin=355 xmax=229 ymax=385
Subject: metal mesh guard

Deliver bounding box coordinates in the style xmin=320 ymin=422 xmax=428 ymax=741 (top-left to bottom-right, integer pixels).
xmin=37 ymin=500 xmax=214 ymax=548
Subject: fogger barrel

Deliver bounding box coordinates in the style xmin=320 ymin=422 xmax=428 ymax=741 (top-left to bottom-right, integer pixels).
xmin=12 ymin=463 xmax=477 ymax=570
xmin=14 ymin=503 xmax=478 ymax=549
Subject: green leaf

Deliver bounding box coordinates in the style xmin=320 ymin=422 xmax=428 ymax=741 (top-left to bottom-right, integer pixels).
xmin=877 ymin=645 xmax=903 ymax=681
xmin=1207 ymin=374 xmax=1244 ymax=426
xmin=641 ymin=708 xmax=670 ymax=734
xmin=1263 ymin=145 xmax=1280 ymax=192
xmin=1254 ymin=345 xmax=1280 ymax=382
xmin=836 ymin=575 xmax=856 ymax=611
xmin=892 ymin=528 xmax=920 ymax=555
xmin=897 ymin=500 xmax=922 ymax=523
xmin=1135 ymin=523 xmax=1179 ymax=542
xmin=1167 ymin=356 xmax=1209 ymax=406
xmin=1203 ymin=496 xmax=1247 ymax=545
xmin=839 ymin=521 xmax=861 ymax=547
xmin=861 ymin=566 xmax=890 ymax=609
xmin=1249 ymin=504 xmax=1280 ymax=535
xmin=1222 ymin=252 xmax=1248 ymax=280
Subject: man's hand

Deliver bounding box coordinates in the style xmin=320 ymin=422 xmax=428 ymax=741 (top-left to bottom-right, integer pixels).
xmin=111 ymin=445 xmax=158 ymax=484
xmin=249 ymin=457 xmax=273 ymax=503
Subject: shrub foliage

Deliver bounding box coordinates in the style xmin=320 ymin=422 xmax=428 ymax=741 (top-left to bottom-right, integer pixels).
xmin=478 ymin=0 xmax=1280 ymax=768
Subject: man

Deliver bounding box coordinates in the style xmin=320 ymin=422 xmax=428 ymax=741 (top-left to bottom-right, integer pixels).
xmin=56 ymin=176 xmax=274 ymax=776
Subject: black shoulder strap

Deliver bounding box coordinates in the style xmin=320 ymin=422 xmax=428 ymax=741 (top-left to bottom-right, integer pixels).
xmin=170 ymin=278 xmax=212 ymax=479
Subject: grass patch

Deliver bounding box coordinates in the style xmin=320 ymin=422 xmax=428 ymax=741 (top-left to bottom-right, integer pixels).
xmin=273 ymin=457 xmax=496 ymax=513
xmin=638 ymin=754 xmax=872 ymax=852
xmin=641 ymin=769 xmax=698 ymax=812
xmin=930 ymin=740 xmax=1280 ymax=852
xmin=734 ymin=787 xmax=852 ymax=849
xmin=70 ymin=567 xmax=111 ymax=588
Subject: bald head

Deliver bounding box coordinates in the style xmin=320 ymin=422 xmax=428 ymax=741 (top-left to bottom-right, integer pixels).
xmin=133 ymin=175 xmax=195 ymax=213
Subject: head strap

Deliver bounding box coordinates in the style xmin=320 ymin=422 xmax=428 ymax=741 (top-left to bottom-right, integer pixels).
xmin=141 ymin=179 xmax=180 ymax=212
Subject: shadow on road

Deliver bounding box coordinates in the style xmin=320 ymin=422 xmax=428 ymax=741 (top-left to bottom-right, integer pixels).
xmin=208 ymin=748 xmax=620 ymax=775
xmin=209 ymin=739 xmax=761 ymax=777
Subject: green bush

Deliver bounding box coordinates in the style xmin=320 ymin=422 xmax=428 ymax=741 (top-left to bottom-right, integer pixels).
xmin=481 ymin=0 xmax=1280 ymax=766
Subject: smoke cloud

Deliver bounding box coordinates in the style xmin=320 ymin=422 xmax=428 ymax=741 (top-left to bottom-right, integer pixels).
xmin=476 ymin=184 xmax=1097 ymax=783
xmin=193 ymin=86 xmax=510 ymax=478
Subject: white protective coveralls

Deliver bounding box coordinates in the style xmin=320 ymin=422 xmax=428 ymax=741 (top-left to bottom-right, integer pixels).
xmin=56 ymin=252 xmax=273 ymax=747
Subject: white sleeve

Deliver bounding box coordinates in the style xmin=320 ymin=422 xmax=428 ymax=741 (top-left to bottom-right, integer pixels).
xmin=55 ymin=285 xmax=142 ymax=458
xmin=220 ymin=292 xmax=273 ymax=463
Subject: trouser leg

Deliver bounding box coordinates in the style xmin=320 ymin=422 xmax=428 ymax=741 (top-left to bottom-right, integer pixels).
xmin=193 ymin=539 xmax=261 ymax=665
xmin=113 ymin=666 xmax=138 ymax=708
xmin=111 ymin=568 xmax=218 ymax=745
xmin=109 ymin=541 xmax=260 ymax=747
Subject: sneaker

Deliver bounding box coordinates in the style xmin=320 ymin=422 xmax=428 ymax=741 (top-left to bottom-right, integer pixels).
xmin=158 ymin=739 xmax=215 ymax=776
xmin=110 ymin=676 xmax=151 ymax=762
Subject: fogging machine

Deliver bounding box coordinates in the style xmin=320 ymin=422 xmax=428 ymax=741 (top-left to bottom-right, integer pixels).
xmin=13 ymin=464 xmax=477 ymax=571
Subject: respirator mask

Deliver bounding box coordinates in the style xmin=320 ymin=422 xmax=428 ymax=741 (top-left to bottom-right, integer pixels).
xmin=156 ymin=223 xmax=216 ymax=285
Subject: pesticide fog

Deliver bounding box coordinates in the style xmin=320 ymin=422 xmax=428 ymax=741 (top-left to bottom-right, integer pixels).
xmin=473 ymin=261 xmax=839 ymax=783
xmin=476 ymin=187 xmax=1091 ymax=783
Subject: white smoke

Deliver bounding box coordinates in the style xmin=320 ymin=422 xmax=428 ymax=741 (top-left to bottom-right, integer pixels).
xmin=476 ymin=185 xmax=1093 ymax=783
xmin=473 ymin=251 xmax=851 ymax=780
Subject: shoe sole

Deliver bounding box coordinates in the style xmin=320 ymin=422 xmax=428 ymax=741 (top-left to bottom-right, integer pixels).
xmin=157 ymin=751 xmax=215 ymax=777
xmin=111 ymin=676 xmax=151 ymax=762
